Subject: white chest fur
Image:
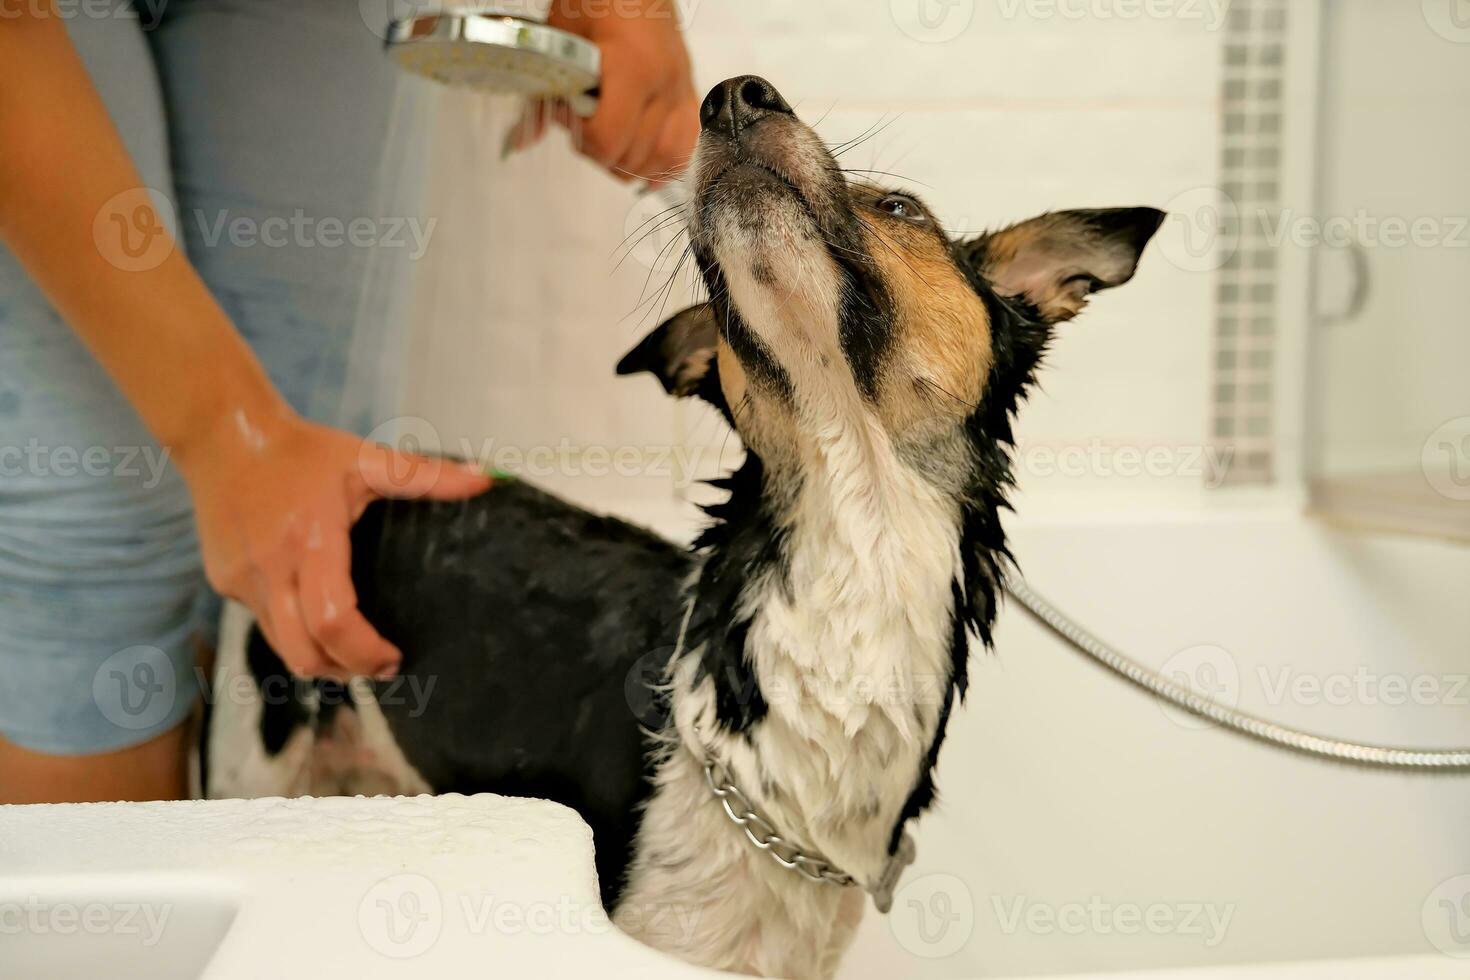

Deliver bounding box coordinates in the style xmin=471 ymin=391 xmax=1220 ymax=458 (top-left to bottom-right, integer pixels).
xmin=734 ymin=406 xmax=961 ymax=878
xmin=618 ymin=406 xmax=964 ymax=978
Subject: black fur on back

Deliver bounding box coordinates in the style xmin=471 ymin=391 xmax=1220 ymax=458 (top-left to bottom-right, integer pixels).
xmin=239 ymin=480 xmax=692 ymax=911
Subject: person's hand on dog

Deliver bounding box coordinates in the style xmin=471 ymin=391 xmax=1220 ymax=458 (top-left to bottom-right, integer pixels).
xmin=182 ymin=413 xmax=491 ymax=681
xmin=509 ymin=0 xmax=699 ymax=184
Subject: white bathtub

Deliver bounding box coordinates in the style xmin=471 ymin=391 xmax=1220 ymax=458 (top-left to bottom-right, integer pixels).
xmin=838 ymin=513 xmax=1470 ymax=978
xmin=2 ymin=514 xmax=1465 ymax=980
xmin=0 ymin=794 xmax=727 ymax=980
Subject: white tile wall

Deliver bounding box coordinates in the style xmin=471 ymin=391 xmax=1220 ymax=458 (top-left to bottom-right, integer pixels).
xmin=402 ymin=2 xmax=1234 ymax=527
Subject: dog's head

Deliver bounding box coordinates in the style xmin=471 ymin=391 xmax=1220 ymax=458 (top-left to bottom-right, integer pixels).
xmin=620 ymin=74 xmax=1162 ymax=485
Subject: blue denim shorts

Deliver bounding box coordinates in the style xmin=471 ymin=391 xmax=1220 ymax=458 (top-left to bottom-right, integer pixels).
xmin=0 ymin=0 xmax=431 ymax=753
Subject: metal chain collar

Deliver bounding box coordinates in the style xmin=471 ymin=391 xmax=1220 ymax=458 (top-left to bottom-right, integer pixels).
xmin=702 ymin=759 xmax=856 ymax=888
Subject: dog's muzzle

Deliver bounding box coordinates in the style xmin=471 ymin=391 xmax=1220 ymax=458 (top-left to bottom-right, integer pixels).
xmin=698 ymin=75 xmax=795 ymax=141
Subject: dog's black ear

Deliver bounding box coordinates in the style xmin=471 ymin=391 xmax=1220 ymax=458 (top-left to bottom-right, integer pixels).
xmin=616 ymin=303 xmax=720 ymax=397
xmin=958 ymin=207 xmax=1163 ymax=322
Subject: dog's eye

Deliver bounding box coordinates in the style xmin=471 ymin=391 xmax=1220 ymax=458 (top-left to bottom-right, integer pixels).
xmin=875 ymin=194 xmax=926 ymax=222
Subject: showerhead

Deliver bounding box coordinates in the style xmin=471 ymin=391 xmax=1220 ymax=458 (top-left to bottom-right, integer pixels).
xmin=387 ymin=8 xmax=685 ymax=198
xmin=386 ymin=10 xmax=601 ymax=116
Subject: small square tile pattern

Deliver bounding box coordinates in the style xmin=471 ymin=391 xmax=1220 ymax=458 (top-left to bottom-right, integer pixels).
xmin=1212 ymin=0 xmax=1288 ymax=485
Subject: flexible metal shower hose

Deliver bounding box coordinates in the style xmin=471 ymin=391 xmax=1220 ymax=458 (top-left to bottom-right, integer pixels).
xmin=1003 ymin=574 xmax=1470 ymax=771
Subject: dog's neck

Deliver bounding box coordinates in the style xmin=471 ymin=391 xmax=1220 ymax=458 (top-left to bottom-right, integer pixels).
xmin=668 ymin=398 xmax=983 ymax=886
xmin=615 ymin=411 xmax=976 ymax=974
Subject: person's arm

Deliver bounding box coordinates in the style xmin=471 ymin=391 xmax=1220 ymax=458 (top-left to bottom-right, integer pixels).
xmin=0 ymin=5 xmax=489 ymax=680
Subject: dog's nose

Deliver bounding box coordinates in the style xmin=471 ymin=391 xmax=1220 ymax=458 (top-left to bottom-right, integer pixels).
xmin=699 ymin=75 xmax=793 ymax=140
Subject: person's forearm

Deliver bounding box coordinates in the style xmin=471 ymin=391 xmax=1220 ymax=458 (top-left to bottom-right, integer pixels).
xmin=0 ymin=4 xmax=290 ymax=468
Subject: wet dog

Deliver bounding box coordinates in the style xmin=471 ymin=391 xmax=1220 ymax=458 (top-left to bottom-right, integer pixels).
xmin=208 ymin=75 xmax=1162 ymax=978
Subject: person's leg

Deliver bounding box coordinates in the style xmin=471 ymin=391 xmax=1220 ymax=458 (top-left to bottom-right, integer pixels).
xmin=0 ymin=2 xmax=204 ymax=800
xmin=0 ymin=725 xmax=188 ymax=805
xmin=144 ymin=0 xmax=433 ymax=433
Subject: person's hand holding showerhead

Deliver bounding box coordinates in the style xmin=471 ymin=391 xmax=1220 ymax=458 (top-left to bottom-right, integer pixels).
xmin=536 ymin=0 xmax=700 ymax=185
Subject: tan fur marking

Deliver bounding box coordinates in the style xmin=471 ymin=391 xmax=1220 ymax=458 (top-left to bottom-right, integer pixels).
xmin=858 ymin=212 xmax=993 ymax=437
xmin=716 ymin=338 xmax=801 ymax=467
